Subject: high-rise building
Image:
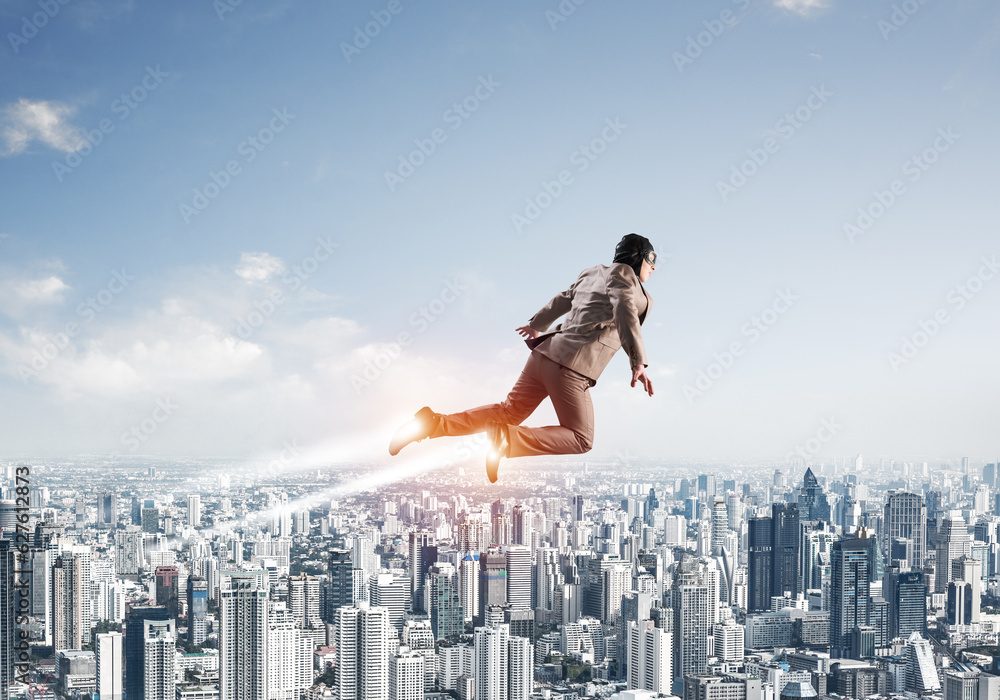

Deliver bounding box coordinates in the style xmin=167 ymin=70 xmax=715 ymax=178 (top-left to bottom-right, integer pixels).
xmin=747 ymin=517 xmax=772 ymax=612
xmin=220 ymin=571 xmax=268 ymax=700
xmin=1 ymin=540 xmax=14 ymax=700
xmin=884 ymin=492 xmax=927 ymax=571
xmin=672 ymin=569 xmax=711 ymax=679
xmin=904 ymin=631 xmax=941 ymax=692
xmin=124 ymin=605 xmax=168 ymax=700
xmin=267 ymin=605 xmax=313 ymax=700
xmin=95 ymin=632 xmax=123 ymax=700
xmin=936 ymin=514 xmax=972 ymax=593
xmin=52 ymin=554 xmax=83 ymax=651
xmin=710 ymin=499 xmax=728 ymax=555
xmin=478 ymin=549 xmax=507 ymax=627
xmin=287 ymin=574 xmax=321 ymax=629
xmin=154 ymin=566 xmax=179 ymax=619
xmin=885 ymin=568 xmax=926 ymax=641
xmin=335 ymin=602 xmax=391 ymax=700
xmin=428 ymin=562 xmax=463 ymax=641
xmin=115 ymin=528 xmax=144 ymax=576
xmin=326 ymin=549 xmax=360 ymax=622
xmin=408 ymin=531 xmax=436 ymax=614
xmin=947 ymin=556 xmax=982 ymax=626
xmin=99 ymin=491 xmax=117 ymax=529
xmin=505 ymin=546 xmax=532 ymax=610
xmin=369 ymin=573 xmax=410 ymax=634
xmin=388 ymin=650 xmax=424 ymax=700
xmin=771 ymin=503 xmax=800 ymax=599
xmin=798 ymin=468 xmax=831 ymax=523
xmin=142 ymin=619 xmax=175 ymax=700
xmin=830 ymin=536 xmax=870 ymax=657
xmin=627 ymin=619 xmax=672 ymax=693
xmin=508 ymin=633 xmax=533 ymax=700
xmin=187 ymin=576 xmax=208 ymax=645
xmin=459 ymin=553 xmax=479 ymax=625
xmin=187 ymin=495 xmax=201 ymax=528
xmin=474 ymin=623 xmax=509 ymax=700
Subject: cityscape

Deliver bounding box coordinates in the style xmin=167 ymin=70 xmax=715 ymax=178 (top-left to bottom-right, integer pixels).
xmin=2 ymin=453 xmax=1000 ymax=699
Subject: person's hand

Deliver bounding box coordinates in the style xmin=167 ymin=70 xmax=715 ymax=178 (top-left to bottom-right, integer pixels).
xmin=631 ymin=365 xmax=654 ymax=396
xmin=516 ymin=325 xmax=538 ymax=340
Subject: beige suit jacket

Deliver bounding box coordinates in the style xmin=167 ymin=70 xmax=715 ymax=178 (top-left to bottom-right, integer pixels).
xmin=524 ymin=263 xmax=652 ymax=383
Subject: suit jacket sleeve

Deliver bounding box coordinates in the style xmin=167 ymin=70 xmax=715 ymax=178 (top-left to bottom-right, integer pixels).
xmin=527 ymin=274 xmax=580 ymax=332
xmin=607 ymin=264 xmax=648 ymax=369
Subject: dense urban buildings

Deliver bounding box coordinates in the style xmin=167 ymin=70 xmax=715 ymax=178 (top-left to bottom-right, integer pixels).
xmin=1 ymin=454 xmax=999 ymax=698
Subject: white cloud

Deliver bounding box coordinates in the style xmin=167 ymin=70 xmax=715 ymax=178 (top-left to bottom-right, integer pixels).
xmin=235 ymin=252 xmax=286 ymax=282
xmin=1 ymin=99 xmax=86 ymax=155
xmin=14 ymin=276 xmax=69 ymax=303
xmin=773 ymin=0 xmax=830 ymax=16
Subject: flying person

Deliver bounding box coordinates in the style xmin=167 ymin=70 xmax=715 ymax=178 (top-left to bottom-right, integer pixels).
xmin=389 ymin=234 xmax=657 ymax=482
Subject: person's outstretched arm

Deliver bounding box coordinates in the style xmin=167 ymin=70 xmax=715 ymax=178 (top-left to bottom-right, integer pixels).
xmin=607 ymin=265 xmax=653 ymax=396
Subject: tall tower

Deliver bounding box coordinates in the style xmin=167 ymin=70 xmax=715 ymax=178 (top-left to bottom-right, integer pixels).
xmin=473 ymin=623 xmax=509 ymax=700
xmin=95 ymin=632 xmax=123 ymax=700
xmin=747 ymin=517 xmax=772 ymax=612
xmin=52 ymin=554 xmax=83 ymax=651
xmin=627 ymin=619 xmax=672 ymax=693
xmin=884 ymin=492 xmax=927 ymax=571
xmin=1 ymin=540 xmax=14 ymax=700
xmin=477 ymin=549 xmax=507 ymax=627
xmin=187 ymin=576 xmax=208 ymax=645
xmin=220 ymin=571 xmax=268 ymax=700
xmin=187 ymin=495 xmax=201 ymax=528
xmin=428 ymin=562 xmax=463 ymax=641
xmin=504 ymin=546 xmax=532 ymax=610
xmin=335 ymin=602 xmax=390 ymax=700
xmin=408 ymin=531 xmax=436 ymax=614
xmin=124 ymin=605 xmax=168 ymax=700
xmin=154 ymin=566 xmax=179 ymax=618
xmin=831 ymin=537 xmax=870 ymax=657
xmin=142 ymin=619 xmax=176 ymax=700
xmin=771 ymin=503 xmax=800 ymax=599
xmin=508 ymin=634 xmax=533 ymax=700
xmin=935 ymin=514 xmax=972 ymax=593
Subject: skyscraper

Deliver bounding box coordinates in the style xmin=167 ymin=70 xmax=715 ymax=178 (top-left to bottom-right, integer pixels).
xmin=884 ymin=492 xmax=927 ymax=571
xmin=154 ymin=566 xmax=179 ymax=619
xmin=936 ymin=514 xmax=972 ymax=593
xmin=186 ymin=577 xmax=208 ymax=645
xmin=474 ymin=622 xmax=509 ymax=700
xmin=142 ymin=619 xmax=175 ymax=700
xmin=505 ymin=546 xmax=532 ymax=610
xmin=52 ymin=554 xmax=83 ymax=651
xmin=408 ymin=531 xmax=436 ymax=614
xmin=124 ymin=605 xmax=168 ymax=700
xmin=287 ymin=574 xmax=321 ymax=629
xmin=627 ymin=619 xmax=672 ymax=693
xmin=771 ymin=503 xmax=800 ymax=599
xmin=95 ymin=632 xmax=123 ymax=700
xmin=388 ymin=650 xmax=424 ymax=700
xmin=798 ymin=468 xmax=831 ymax=522
xmin=478 ymin=549 xmax=507 ymax=627
xmin=508 ymin=633 xmax=533 ymax=700
xmin=326 ymin=549 xmax=360 ymax=622
xmin=831 ymin=536 xmax=870 ymax=657
xmin=1 ymin=540 xmax=13 ymax=700
xmin=747 ymin=517 xmax=772 ymax=612
xmin=335 ymin=602 xmax=390 ymax=700
xmin=885 ymin=568 xmax=926 ymax=640
xmin=369 ymin=573 xmax=410 ymax=634
xmin=428 ymin=562 xmax=463 ymax=641
xmin=220 ymin=571 xmax=268 ymax=700
xmin=268 ymin=605 xmax=313 ymax=700
xmin=187 ymin=495 xmax=201 ymax=528
xmin=99 ymin=491 xmax=117 ymax=529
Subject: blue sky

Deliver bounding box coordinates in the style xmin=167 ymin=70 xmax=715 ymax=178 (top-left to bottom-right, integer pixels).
xmin=0 ymin=0 xmax=998 ymax=467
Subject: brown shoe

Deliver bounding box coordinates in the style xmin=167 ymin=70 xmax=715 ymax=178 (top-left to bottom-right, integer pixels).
xmin=388 ymin=407 xmax=439 ymax=456
xmin=485 ymin=422 xmax=509 ymax=483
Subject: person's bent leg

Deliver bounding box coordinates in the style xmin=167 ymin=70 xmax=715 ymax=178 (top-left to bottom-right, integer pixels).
xmin=507 ymin=354 xmax=594 ymax=457
xmin=431 ymin=352 xmax=548 ymax=439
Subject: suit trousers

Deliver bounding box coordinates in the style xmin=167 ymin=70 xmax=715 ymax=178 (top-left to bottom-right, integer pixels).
xmin=430 ymin=350 xmax=595 ymax=458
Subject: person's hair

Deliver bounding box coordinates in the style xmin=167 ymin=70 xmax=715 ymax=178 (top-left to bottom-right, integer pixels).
xmin=613 ymin=234 xmax=654 ymax=278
